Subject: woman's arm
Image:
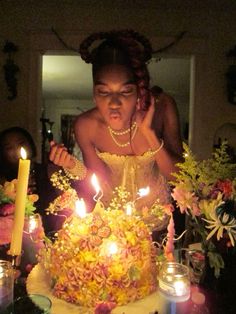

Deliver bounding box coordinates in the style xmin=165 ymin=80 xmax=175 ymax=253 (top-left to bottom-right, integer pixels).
xmin=139 ymin=95 xmax=183 ymax=180
xmin=73 ymin=114 xmax=111 ymax=210
xmin=74 ymin=113 xmax=109 ymax=180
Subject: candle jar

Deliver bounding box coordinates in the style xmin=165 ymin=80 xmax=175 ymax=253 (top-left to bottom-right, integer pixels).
xmin=13 ymin=294 xmax=52 ymax=313
xmin=0 ymin=260 xmax=14 ymax=312
xmin=22 ymin=214 xmax=45 ymax=269
xmin=184 ymin=249 xmax=205 ymax=284
xmin=158 ymin=261 xmax=190 ymax=302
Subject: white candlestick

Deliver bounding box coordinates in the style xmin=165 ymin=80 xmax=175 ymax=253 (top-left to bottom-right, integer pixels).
xmin=10 ymin=147 xmax=30 ymax=256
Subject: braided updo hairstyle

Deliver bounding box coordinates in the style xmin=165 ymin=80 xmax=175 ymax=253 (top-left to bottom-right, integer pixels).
xmin=79 ymin=30 xmax=153 ymax=110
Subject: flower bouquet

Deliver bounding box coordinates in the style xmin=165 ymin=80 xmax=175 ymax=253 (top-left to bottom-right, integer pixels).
xmin=0 ymin=179 xmax=39 ymax=245
xmin=171 ymin=141 xmax=236 ymax=277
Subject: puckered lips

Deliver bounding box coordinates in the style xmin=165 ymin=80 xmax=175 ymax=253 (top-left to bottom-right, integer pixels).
xmin=108 ymin=109 xmax=122 ymax=121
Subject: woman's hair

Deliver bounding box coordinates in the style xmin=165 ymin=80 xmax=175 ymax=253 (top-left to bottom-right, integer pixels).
xmin=0 ymin=126 xmax=37 ymax=159
xmin=79 ymin=30 xmax=153 ymax=110
xmin=151 ymin=85 xmax=163 ymax=97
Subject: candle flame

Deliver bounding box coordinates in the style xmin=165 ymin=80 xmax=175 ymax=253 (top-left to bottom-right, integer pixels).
xmin=108 ymin=242 xmax=118 ymax=255
xmin=174 ymin=280 xmax=186 ymax=296
xmin=20 ymin=147 xmax=27 ymax=160
xmin=28 ymin=216 xmax=38 ymax=233
xmin=137 ymin=186 xmax=150 ymax=198
xmin=75 ymin=199 xmax=86 ymax=218
xmin=91 ymin=173 xmax=100 ymax=194
xmin=126 ymin=202 xmax=133 ymax=216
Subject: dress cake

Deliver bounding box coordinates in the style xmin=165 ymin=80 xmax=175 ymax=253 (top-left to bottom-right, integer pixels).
xmin=39 ymin=206 xmax=158 ymax=308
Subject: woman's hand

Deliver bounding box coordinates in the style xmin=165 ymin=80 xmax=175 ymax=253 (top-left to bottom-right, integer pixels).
xmin=137 ymin=96 xmax=155 ymax=135
xmin=49 ymin=141 xmax=75 ymax=169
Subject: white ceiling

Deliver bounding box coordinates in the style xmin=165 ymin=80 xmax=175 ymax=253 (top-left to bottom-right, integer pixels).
xmin=42 ymin=55 xmax=190 ymax=101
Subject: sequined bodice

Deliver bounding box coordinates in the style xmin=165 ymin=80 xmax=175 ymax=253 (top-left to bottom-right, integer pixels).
xmin=96 ymin=149 xmax=170 ymax=209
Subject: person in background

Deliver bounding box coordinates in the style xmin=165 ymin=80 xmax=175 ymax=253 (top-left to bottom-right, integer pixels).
xmin=0 ymin=126 xmax=57 ymax=211
xmin=0 ymin=127 xmax=60 ymax=243
xmin=0 ymin=127 xmax=37 ymax=185
xmin=49 ymin=30 xmax=183 ymax=235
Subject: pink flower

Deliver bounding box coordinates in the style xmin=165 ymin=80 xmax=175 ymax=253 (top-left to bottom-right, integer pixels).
xmin=172 ymin=187 xmax=192 ymax=213
xmin=192 ymin=202 xmax=201 ymax=216
xmin=0 ymin=203 xmax=15 ymax=216
xmin=163 ymin=203 xmax=175 ymax=215
xmin=172 ymin=186 xmax=201 ymax=216
xmin=0 ymin=215 xmax=14 ymax=245
xmin=94 ymin=302 xmax=116 ymax=314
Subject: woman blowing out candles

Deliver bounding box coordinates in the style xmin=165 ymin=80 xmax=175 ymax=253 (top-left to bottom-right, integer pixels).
xmin=49 ymin=30 xmax=183 ymax=223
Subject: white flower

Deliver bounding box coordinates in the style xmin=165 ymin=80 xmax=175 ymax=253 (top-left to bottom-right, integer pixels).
xmin=203 ymin=206 xmax=236 ymax=246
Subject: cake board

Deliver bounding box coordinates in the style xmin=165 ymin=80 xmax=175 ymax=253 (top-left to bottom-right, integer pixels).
xmin=27 ymin=264 xmax=164 ymax=314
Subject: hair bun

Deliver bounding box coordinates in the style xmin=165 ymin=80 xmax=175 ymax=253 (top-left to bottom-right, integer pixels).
xmin=79 ymin=29 xmax=152 ymax=64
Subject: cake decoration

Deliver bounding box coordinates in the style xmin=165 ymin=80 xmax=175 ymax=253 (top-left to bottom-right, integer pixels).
xmin=38 ymin=172 xmax=172 ymax=310
xmin=39 ymin=207 xmax=157 ymax=307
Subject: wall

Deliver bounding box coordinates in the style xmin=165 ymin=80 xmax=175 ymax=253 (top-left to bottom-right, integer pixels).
xmin=0 ymin=0 xmax=236 ymax=159
xmin=44 ymin=99 xmax=93 ymax=142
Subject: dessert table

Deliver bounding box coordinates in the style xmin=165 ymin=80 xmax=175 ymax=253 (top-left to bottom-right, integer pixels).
xmin=4 ymin=261 xmax=235 ymax=314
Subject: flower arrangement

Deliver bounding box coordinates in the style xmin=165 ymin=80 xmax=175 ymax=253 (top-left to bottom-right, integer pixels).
xmin=171 ymin=141 xmax=236 ymax=277
xmin=0 ymin=179 xmax=39 ymax=245
xmin=0 ymin=179 xmax=38 ymax=216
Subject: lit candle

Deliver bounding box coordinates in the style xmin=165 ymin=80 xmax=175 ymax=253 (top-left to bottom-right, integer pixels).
xmin=158 ymin=263 xmax=190 ymax=314
xmin=125 ymin=202 xmax=133 ymax=216
xmin=137 ymin=186 xmax=150 ymax=198
xmin=91 ymin=174 xmax=101 ymax=200
xmin=27 ymin=215 xmax=39 ymax=233
xmin=91 ymin=173 xmax=104 ymax=211
xmin=108 ymin=242 xmax=118 ymax=255
xmin=75 ymin=199 xmax=86 ymax=218
xmin=159 ymin=262 xmax=190 ymax=302
xmin=10 ymin=147 xmax=30 ymax=256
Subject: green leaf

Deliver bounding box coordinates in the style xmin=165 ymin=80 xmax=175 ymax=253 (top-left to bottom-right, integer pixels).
xmin=207 ymin=249 xmax=224 ymax=278
xmin=24 ymin=198 xmax=37 ymax=216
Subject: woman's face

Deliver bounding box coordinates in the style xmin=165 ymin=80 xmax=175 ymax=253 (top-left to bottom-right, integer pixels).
xmin=1 ymin=132 xmax=33 ymax=168
xmin=93 ymin=64 xmax=138 ymax=130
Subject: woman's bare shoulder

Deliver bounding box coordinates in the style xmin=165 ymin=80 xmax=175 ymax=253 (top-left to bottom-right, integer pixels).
xmin=74 ymin=108 xmax=99 ymax=129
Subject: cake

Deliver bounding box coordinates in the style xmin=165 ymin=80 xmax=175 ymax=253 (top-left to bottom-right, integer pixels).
xmin=38 ymin=205 xmax=158 ymax=308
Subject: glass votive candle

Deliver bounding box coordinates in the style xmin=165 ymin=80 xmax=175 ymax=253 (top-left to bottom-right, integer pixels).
xmin=30 ymin=294 xmax=52 ymax=313
xmin=0 ymin=260 xmax=14 ymax=312
xmin=24 ymin=213 xmax=43 ymax=234
xmin=158 ymin=261 xmax=190 ymax=302
xmin=22 ymin=214 xmax=45 ymax=269
xmin=185 ymin=249 xmax=205 ymax=284
xmin=13 ymin=294 xmax=52 ymax=313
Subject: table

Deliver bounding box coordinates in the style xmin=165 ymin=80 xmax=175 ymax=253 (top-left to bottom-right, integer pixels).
xmin=3 ymin=261 xmax=236 ymax=314
xmin=25 ymin=264 xmax=222 ymax=314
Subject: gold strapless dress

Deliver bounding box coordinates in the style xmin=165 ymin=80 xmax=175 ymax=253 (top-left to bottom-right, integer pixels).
xmin=96 ymin=149 xmax=170 ymax=231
